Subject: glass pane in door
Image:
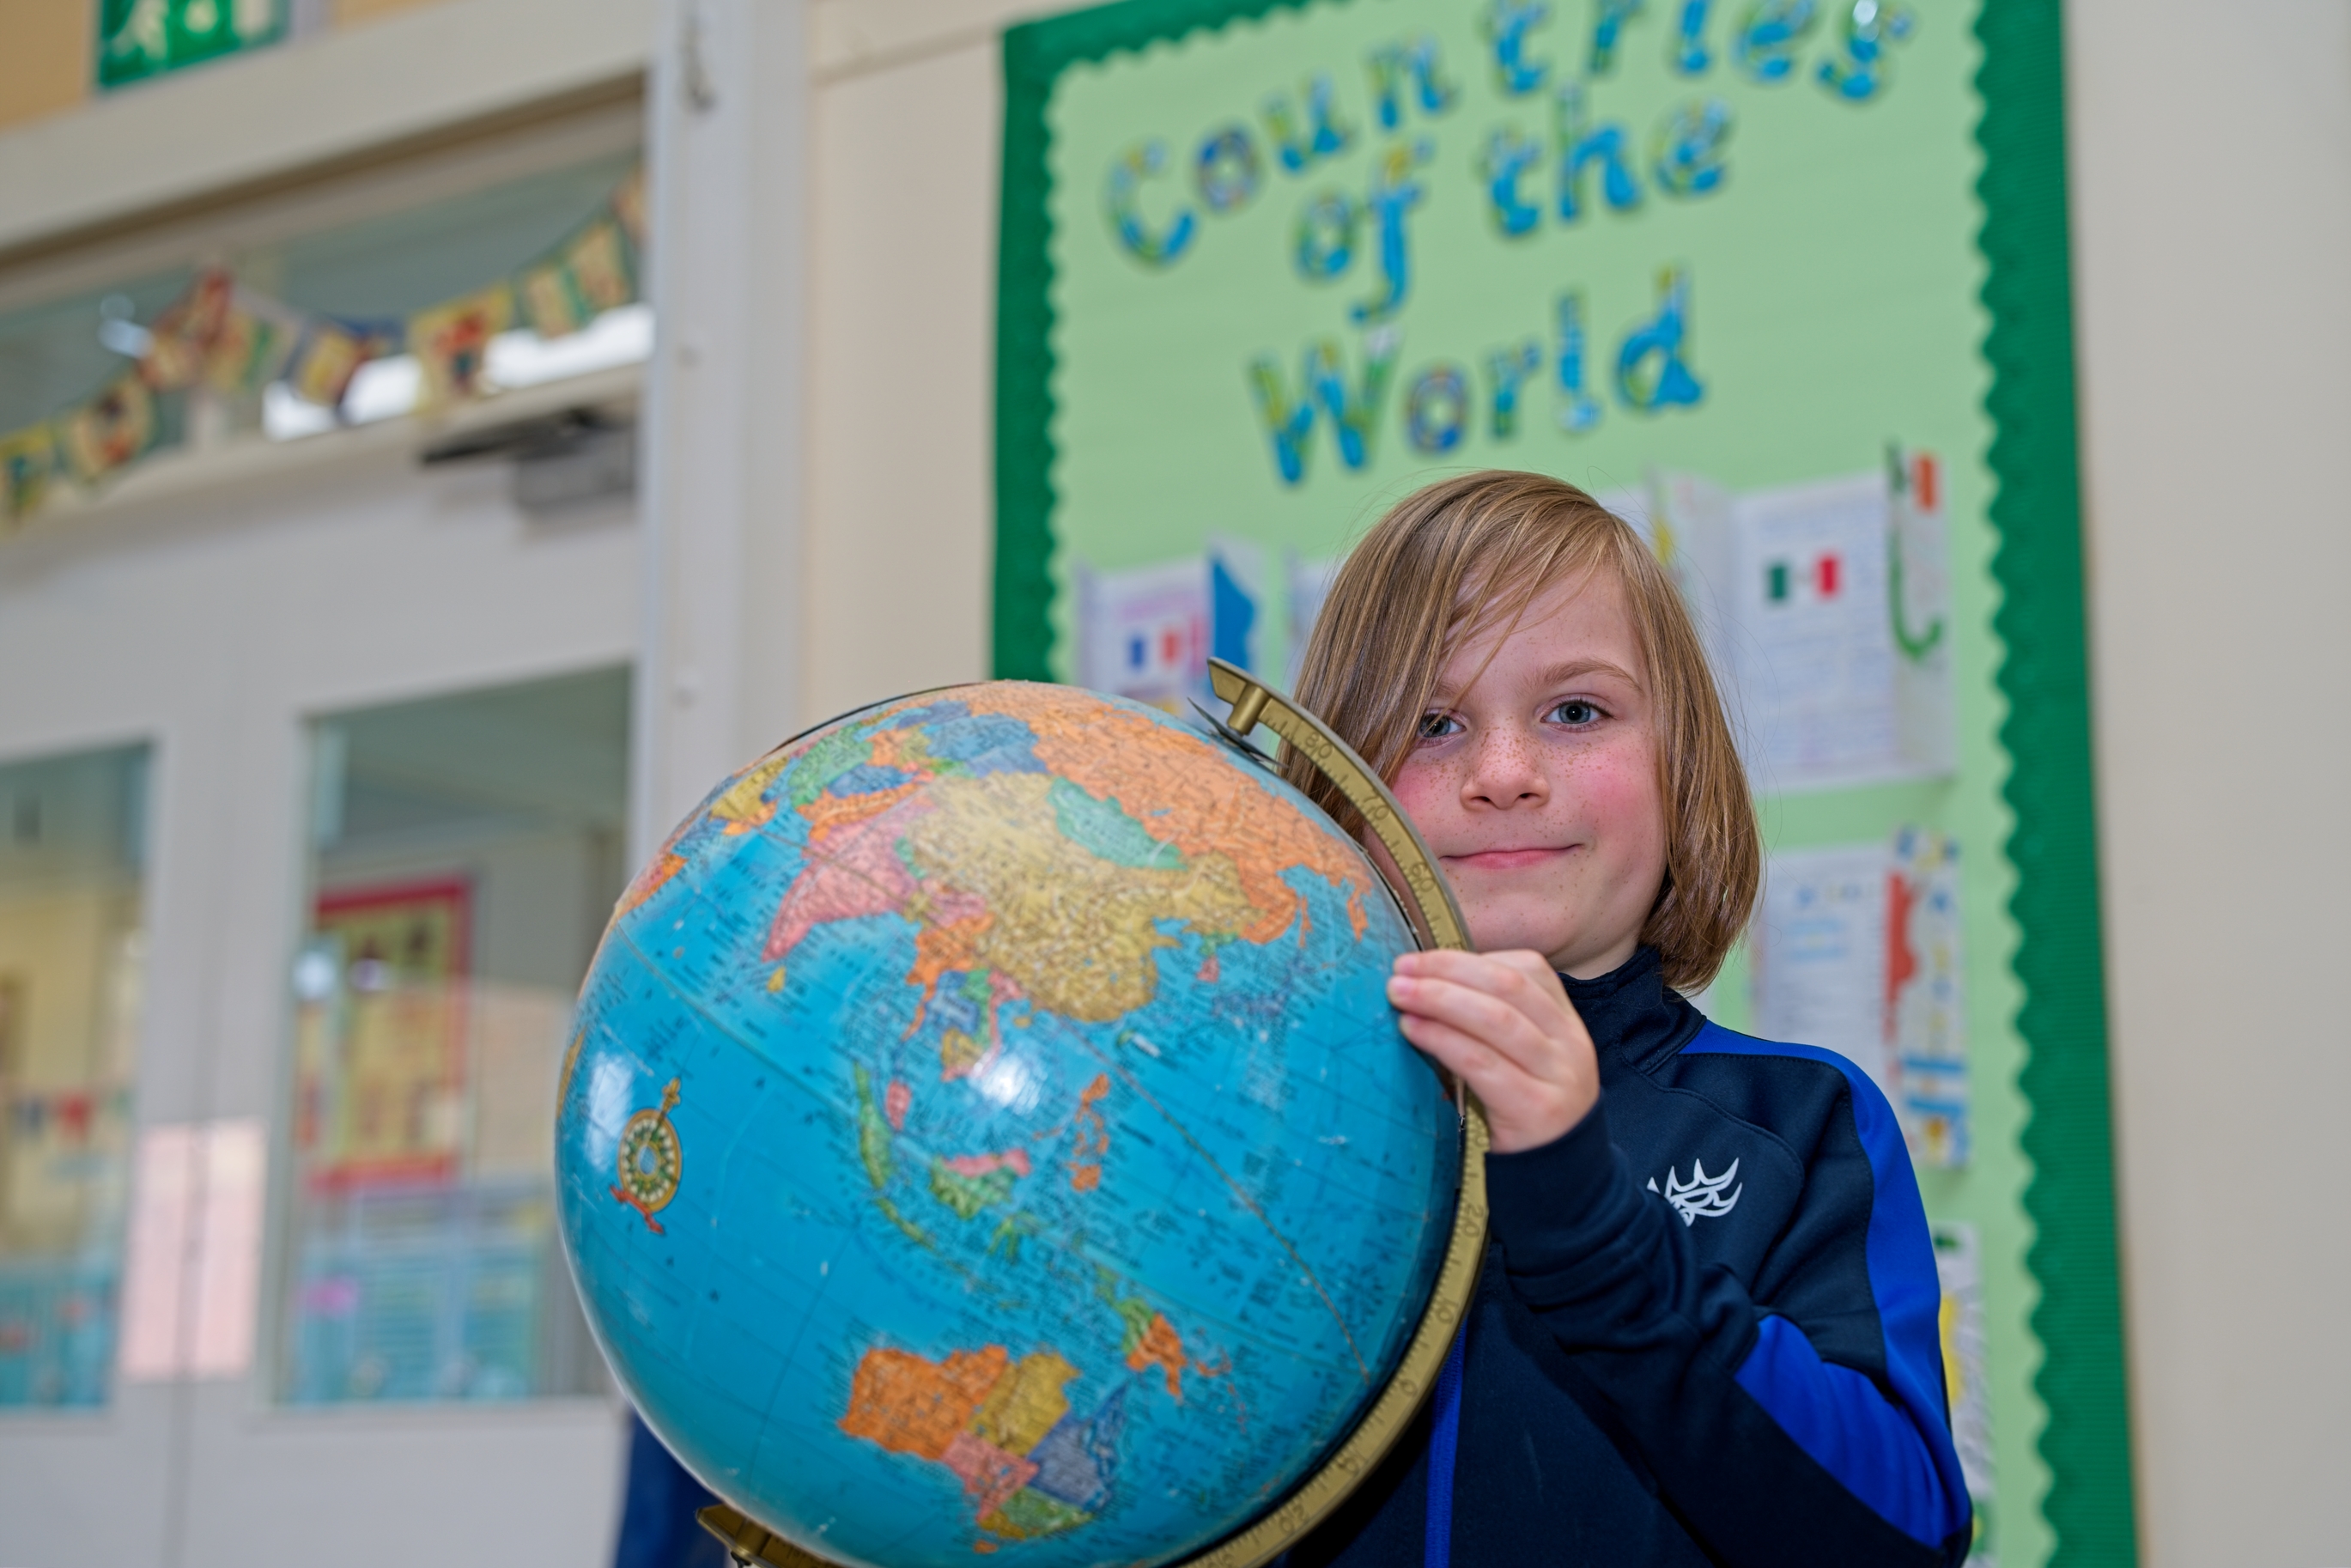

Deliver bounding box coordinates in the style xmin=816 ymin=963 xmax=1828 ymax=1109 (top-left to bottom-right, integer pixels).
xmin=280 ymin=667 xmax=627 ymax=1404
xmin=0 ymin=745 xmax=149 ymax=1409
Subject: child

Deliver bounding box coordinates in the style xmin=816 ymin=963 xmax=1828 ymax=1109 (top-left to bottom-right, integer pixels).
xmin=1278 ymin=472 xmax=1972 ymax=1568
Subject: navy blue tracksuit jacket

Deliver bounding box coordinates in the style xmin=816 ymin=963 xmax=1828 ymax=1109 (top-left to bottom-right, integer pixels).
xmin=1286 ymin=947 xmax=1974 ymax=1568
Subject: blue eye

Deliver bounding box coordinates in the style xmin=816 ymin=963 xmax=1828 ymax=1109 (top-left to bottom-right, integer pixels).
xmin=1416 ymin=712 xmax=1462 ymax=741
xmin=1550 ymin=700 xmax=1601 ymax=726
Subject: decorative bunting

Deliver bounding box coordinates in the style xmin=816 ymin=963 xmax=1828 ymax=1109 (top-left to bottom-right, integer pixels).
xmin=2 ymin=161 xmax=643 ymax=530
xmin=136 ymin=269 xmax=234 ymax=392
xmin=59 ymin=375 xmax=157 ymax=483
xmin=0 ymin=425 xmax=58 ymax=524
xmin=517 ymin=261 xmax=586 ymax=341
xmin=408 ymin=284 xmax=513 ymax=408
xmin=611 ymin=167 xmax=647 ymax=247
xmin=285 ymin=319 xmax=385 ymax=411
xmin=205 ymin=288 xmax=307 ymax=396
xmin=519 ymin=218 xmax=634 ymax=340
xmin=565 ymin=220 xmax=635 ymax=313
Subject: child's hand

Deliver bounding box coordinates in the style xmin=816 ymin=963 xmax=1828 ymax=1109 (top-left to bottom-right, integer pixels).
xmin=1387 ymin=950 xmax=1600 ymax=1154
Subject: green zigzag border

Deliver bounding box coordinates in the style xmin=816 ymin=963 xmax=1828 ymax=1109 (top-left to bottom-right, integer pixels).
xmin=1971 ymin=0 xmax=2139 ymax=1560
xmin=995 ymin=1 xmax=2140 ymax=1558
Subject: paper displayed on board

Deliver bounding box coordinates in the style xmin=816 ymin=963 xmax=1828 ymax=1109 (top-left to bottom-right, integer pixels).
xmin=1752 ymin=830 xmax=1971 ymax=1166
xmin=1890 ymin=827 xmax=1969 ymax=1166
xmin=1645 ymin=471 xmax=1741 ymax=689
xmin=1932 ymin=1219 xmax=1997 ymax=1559
xmin=1074 ymin=538 xmax=1267 ymax=708
xmin=1285 ymin=551 xmax=1340 ymax=691
xmin=118 ymin=1125 xmax=197 ymax=1380
xmin=1649 ymin=451 xmax=1953 ymax=792
xmin=1075 ymin=558 xmax=1205 ymax=708
xmin=118 ymin=1119 xmax=269 ymax=1382
xmin=188 ymin=1120 xmax=264 ymax=1377
xmin=1753 ymin=842 xmax=1889 ymax=1082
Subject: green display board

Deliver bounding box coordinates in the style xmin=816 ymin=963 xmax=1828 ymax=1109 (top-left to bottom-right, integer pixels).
xmin=996 ymin=1 xmax=2131 ymax=1562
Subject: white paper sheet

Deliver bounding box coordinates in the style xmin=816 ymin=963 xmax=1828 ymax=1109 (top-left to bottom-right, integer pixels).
xmin=1752 ymin=843 xmax=1895 ymax=1098
xmin=117 ymin=1118 xmax=268 ymax=1381
xmin=1649 ymin=454 xmax=1954 ymax=792
xmin=1891 ymin=829 xmax=1969 ymax=1166
xmin=188 ymin=1120 xmax=264 ymax=1377
xmin=118 ymin=1124 xmax=197 ymax=1381
xmin=1074 ymin=539 xmax=1268 ymax=708
xmin=1932 ymin=1219 xmax=1997 ymax=1560
xmin=1753 ymin=832 xmax=1971 ymax=1168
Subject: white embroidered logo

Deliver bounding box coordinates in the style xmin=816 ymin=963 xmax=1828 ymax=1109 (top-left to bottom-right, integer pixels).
xmin=1647 ymin=1158 xmax=1743 ymax=1225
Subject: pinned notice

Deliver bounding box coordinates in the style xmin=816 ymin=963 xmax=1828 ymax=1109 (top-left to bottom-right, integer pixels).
xmin=1650 ymin=448 xmax=1954 ymax=793
xmin=118 ymin=1119 xmax=268 ymax=1381
xmin=1932 ymin=1220 xmax=1997 ymax=1532
xmin=1075 ymin=539 xmax=1266 ymax=708
xmin=1752 ymin=830 xmax=1970 ymax=1166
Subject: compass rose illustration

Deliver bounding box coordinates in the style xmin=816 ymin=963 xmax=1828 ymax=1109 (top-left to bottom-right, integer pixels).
xmin=612 ymin=1078 xmax=684 ymax=1233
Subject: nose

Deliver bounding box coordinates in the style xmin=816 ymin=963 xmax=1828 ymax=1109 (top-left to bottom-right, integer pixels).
xmin=1461 ymin=721 xmax=1546 ymax=811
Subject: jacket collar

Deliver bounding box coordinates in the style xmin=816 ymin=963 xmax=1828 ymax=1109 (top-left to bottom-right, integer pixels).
xmin=1558 ymin=945 xmax=1706 ymax=1079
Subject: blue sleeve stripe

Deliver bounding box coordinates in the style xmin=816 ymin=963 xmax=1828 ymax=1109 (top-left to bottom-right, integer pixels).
xmin=1683 ymin=1024 xmax=1972 ymax=1546
xmin=1734 ymin=1316 xmax=1959 ymax=1545
xmin=1424 ymin=1324 xmax=1467 ymax=1568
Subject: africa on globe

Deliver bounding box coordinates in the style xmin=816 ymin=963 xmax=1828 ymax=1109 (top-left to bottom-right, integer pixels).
xmin=556 ymin=682 xmax=1464 ymax=1568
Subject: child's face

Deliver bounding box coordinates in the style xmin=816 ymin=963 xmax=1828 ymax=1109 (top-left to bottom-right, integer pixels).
xmin=1385 ymin=567 xmax=1668 ymax=977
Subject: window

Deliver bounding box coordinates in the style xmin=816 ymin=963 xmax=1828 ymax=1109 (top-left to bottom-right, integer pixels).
xmin=0 ymin=745 xmax=149 ymax=1408
xmin=278 ymin=669 xmax=628 ymax=1404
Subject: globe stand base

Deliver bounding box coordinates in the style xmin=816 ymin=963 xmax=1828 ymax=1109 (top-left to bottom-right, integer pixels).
xmin=697 ymin=1504 xmax=842 ymax=1568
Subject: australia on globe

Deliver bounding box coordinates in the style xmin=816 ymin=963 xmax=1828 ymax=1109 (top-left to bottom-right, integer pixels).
xmin=557 ymin=682 xmax=1462 ymax=1568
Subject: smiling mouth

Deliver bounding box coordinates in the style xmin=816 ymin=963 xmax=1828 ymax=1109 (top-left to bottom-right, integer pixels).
xmin=1445 ymin=846 xmax=1574 ymax=871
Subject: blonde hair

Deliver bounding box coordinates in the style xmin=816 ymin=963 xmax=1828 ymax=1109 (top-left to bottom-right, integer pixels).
xmin=1282 ymin=470 xmax=1759 ymax=993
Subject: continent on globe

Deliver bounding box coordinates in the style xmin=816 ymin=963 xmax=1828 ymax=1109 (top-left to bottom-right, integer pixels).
xmin=840 ymin=1344 xmax=1127 ymax=1548
xmin=762 ymin=684 xmax=1369 ymax=1033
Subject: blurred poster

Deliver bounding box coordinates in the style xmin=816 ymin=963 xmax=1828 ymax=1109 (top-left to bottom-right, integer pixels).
xmin=295 ymin=878 xmax=471 ymax=1190
xmin=0 ymin=1255 xmax=116 ymax=1406
xmin=285 ymin=1181 xmax=546 ymax=1403
xmin=1074 ymin=539 xmax=1265 ymax=708
xmin=1933 ymin=1220 xmax=1997 ymax=1563
xmin=1890 ymin=829 xmax=1970 ymax=1167
xmin=1651 ymin=452 xmax=1954 ymax=793
xmin=1753 ymin=830 xmax=1970 ymax=1167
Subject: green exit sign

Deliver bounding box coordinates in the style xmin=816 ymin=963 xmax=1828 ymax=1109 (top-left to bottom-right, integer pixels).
xmin=98 ymin=0 xmax=289 ymax=90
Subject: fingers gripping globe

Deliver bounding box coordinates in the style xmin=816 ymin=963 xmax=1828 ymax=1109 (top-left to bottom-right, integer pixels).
xmin=556 ymin=674 xmax=1487 ymax=1568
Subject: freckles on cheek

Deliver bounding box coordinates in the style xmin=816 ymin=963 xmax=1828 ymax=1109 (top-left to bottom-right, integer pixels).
xmin=1565 ymin=747 xmax=1663 ymax=838
xmin=1389 ymin=761 xmax=1454 ymax=828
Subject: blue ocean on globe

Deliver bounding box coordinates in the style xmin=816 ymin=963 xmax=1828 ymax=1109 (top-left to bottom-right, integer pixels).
xmin=557 ymin=683 xmax=1461 ymax=1568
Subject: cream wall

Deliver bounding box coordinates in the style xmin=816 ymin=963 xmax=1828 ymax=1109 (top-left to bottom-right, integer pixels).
xmin=0 ymin=0 xmax=92 ymax=132
xmin=800 ymin=0 xmax=1030 ymax=717
xmin=2068 ymin=1 xmax=2351 ymax=1562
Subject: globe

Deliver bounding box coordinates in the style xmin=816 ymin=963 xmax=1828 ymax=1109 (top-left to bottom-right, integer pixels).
xmin=556 ymin=681 xmax=1461 ymax=1568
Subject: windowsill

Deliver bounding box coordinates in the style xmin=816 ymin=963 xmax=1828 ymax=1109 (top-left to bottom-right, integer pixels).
xmin=244 ymin=1390 xmax=623 ymax=1431
xmin=7 ymin=361 xmax=643 ymax=539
